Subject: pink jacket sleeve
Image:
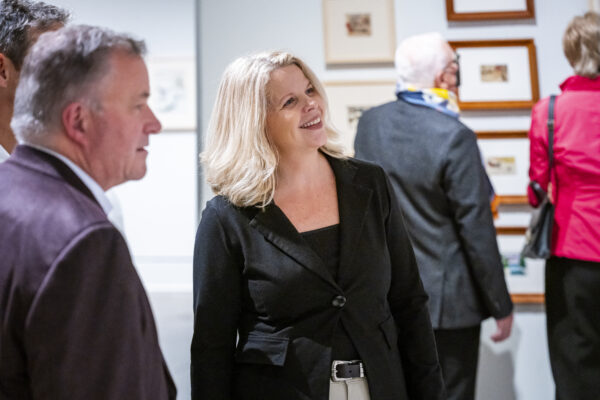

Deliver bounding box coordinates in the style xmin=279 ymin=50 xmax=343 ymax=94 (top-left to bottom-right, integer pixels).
xmin=528 ymin=97 xmax=551 ymax=207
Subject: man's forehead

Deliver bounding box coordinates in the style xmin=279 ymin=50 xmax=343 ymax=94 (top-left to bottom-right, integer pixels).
xmin=96 ymin=51 xmax=149 ymax=97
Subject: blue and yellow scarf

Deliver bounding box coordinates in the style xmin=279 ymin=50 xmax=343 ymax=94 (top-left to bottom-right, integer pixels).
xmin=396 ymin=85 xmax=460 ymax=118
xmin=396 ymin=85 xmax=499 ymax=217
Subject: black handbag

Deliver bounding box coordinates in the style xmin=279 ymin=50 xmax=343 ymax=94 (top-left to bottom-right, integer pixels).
xmin=521 ymin=95 xmax=556 ymax=259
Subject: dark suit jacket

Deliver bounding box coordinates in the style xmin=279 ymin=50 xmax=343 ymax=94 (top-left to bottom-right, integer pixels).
xmin=0 ymin=145 xmax=176 ymax=399
xmin=191 ymin=156 xmax=445 ymax=400
xmin=354 ymin=99 xmax=513 ymax=329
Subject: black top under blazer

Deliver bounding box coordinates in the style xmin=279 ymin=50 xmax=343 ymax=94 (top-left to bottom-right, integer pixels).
xmin=191 ymin=156 xmax=445 ymax=400
xmin=355 ymin=99 xmax=513 ymax=329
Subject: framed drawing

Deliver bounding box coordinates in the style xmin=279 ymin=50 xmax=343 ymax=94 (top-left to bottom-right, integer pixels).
xmin=147 ymin=58 xmax=196 ymax=131
xmin=449 ymin=39 xmax=540 ymax=110
xmin=322 ymin=0 xmax=396 ymax=65
xmin=477 ymin=131 xmax=529 ymax=205
xmin=323 ymin=80 xmax=396 ymax=155
xmin=478 ymin=136 xmax=529 ymax=196
xmin=446 ymin=0 xmax=535 ymax=21
xmin=497 ymin=235 xmax=545 ymax=303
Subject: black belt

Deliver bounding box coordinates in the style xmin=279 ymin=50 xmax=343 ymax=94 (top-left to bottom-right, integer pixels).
xmin=331 ymin=360 xmax=365 ymax=382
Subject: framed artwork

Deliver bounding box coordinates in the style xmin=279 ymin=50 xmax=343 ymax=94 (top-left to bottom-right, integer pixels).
xmin=446 ymin=0 xmax=535 ymax=21
xmin=497 ymin=235 xmax=545 ymax=303
xmin=477 ymin=130 xmax=529 ymax=205
xmin=323 ymin=80 xmax=396 ymax=155
xmin=322 ymin=0 xmax=396 ymax=65
xmin=478 ymin=137 xmax=529 ymax=196
xmin=147 ymin=58 xmax=196 ymax=131
xmin=449 ymin=39 xmax=540 ymax=110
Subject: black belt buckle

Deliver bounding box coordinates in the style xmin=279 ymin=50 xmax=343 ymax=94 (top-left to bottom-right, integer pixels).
xmin=331 ymin=360 xmax=364 ymax=382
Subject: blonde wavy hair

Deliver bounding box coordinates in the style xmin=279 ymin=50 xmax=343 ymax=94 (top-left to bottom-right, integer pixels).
xmin=202 ymin=51 xmax=346 ymax=208
xmin=563 ymin=12 xmax=600 ymax=78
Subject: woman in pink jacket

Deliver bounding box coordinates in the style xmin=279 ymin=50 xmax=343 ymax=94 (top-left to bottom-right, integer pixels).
xmin=528 ymin=12 xmax=600 ymax=400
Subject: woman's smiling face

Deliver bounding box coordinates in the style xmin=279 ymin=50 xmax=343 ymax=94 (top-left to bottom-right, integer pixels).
xmin=265 ymin=64 xmax=327 ymax=157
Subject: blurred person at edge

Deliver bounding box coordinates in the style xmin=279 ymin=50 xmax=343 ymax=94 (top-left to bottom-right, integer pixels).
xmin=354 ymin=32 xmax=513 ymax=400
xmin=528 ymin=12 xmax=600 ymax=400
xmin=191 ymin=51 xmax=445 ymax=400
xmin=0 ymin=25 xmax=176 ymax=399
xmin=0 ymin=0 xmax=68 ymax=161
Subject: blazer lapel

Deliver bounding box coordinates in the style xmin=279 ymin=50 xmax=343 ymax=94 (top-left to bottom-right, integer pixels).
xmin=250 ymin=203 xmax=340 ymax=289
xmin=328 ymin=157 xmax=373 ymax=284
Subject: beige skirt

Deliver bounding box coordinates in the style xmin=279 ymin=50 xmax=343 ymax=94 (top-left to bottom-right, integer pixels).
xmin=329 ymin=377 xmax=371 ymax=400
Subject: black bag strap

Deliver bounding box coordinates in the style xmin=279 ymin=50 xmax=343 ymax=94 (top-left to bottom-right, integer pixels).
xmin=547 ymin=95 xmax=556 ymax=180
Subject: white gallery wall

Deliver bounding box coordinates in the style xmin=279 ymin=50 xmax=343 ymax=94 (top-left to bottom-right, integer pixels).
xmin=200 ymin=1 xmax=589 ymax=399
xmin=50 ymin=0 xmax=198 ymax=292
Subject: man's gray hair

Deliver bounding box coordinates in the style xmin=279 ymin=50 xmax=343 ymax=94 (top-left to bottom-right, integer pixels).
xmin=395 ymin=32 xmax=451 ymax=90
xmin=12 ymin=24 xmax=146 ymax=143
xmin=0 ymin=0 xmax=69 ymax=69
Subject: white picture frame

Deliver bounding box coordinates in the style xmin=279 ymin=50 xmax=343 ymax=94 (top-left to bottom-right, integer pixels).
xmin=323 ymin=80 xmax=396 ymax=155
xmin=322 ymin=0 xmax=396 ymax=65
xmin=147 ymin=58 xmax=196 ymax=131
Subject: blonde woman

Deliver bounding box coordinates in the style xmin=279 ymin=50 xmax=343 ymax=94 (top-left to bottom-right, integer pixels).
xmin=191 ymin=51 xmax=444 ymax=400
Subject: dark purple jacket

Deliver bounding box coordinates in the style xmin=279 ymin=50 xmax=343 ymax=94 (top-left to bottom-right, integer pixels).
xmin=0 ymin=145 xmax=176 ymax=399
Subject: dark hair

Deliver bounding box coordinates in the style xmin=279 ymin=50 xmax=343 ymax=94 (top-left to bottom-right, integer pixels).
xmin=0 ymin=0 xmax=69 ymax=69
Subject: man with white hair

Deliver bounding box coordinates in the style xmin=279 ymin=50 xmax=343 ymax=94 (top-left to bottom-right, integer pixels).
xmin=354 ymin=32 xmax=514 ymax=400
xmin=0 ymin=25 xmax=175 ymax=399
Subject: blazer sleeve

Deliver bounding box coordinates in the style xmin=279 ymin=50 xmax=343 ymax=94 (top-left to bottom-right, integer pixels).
xmin=443 ymin=128 xmax=513 ymax=319
xmin=528 ymin=98 xmax=551 ymax=207
xmin=191 ymin=203 xmax=241 ymax=400
xmin=381 ymin=169 xmax=446 ymax=400
xmin=24 ymin=224 xmax=172 ymax=400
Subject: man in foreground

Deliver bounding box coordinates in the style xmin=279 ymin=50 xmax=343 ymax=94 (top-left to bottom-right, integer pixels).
xmin=0 ymin=25 xmax=176 ymax=399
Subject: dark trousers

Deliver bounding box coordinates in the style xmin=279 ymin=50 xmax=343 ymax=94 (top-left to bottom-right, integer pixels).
xmin=434 ymin=326 xmax=481 ymax=400
xmin=546 ymin=256 xmax=600 ymax=400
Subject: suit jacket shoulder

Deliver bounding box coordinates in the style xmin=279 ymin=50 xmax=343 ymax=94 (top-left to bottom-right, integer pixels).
xmin=0 ymin=146 xmax=176 ymax=399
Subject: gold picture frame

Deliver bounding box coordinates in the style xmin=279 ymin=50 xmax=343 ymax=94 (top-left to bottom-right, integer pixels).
xmin=449 ymin=39 xmax=540 ymax=110
xmin=446 ymin=0 xmax=535 ymax=21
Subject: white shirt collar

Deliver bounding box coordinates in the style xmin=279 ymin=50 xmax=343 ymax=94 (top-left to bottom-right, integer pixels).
xmin=0 ymin=144 xmax=9 ymax=162
xmin=25 ymin=144 xmax=113 ymax=216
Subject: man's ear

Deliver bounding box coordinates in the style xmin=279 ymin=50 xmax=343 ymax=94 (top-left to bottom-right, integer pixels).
xmin=62 ymin=102 xmax=92 ymax=146
xmin=0 ymin=54 xmax=12 ymax=89
xmin=434 ymin=69 xmax=445 ymax=90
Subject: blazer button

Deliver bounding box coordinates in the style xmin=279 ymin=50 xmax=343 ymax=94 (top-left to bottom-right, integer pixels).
xmin=332 ymin=295 xmax=346 ymax=308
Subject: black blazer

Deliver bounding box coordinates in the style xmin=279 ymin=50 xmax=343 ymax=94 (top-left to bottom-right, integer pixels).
xmin=355 ymin=99 xmax=513 ymax=328
xmin=0 ymin=146 xmax=176 ymax=399
xmin=191 ymin=156 xmax=444 ymax=400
